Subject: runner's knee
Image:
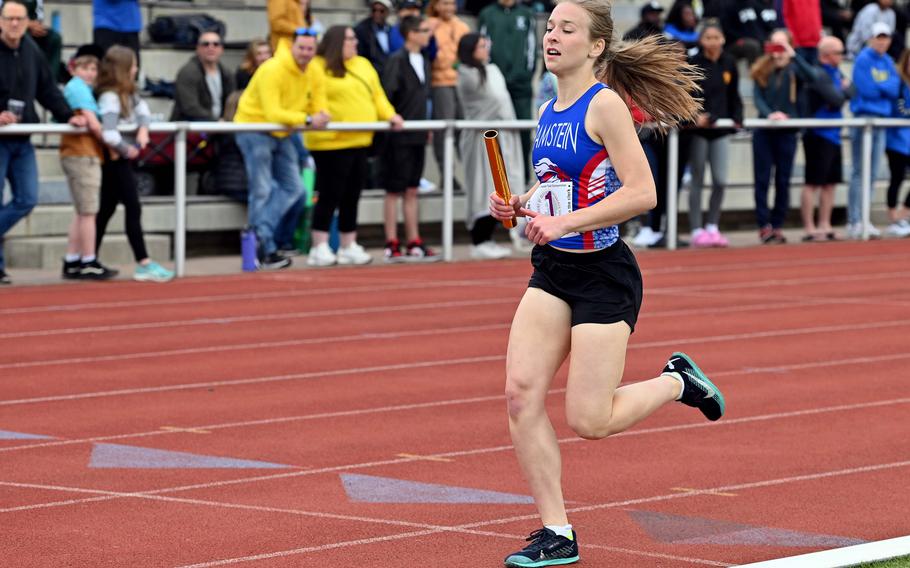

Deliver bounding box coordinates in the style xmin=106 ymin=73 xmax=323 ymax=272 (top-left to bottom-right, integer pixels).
xmin=504 ymin=372 xmax=545 ymax=419
xmin=566 ymin=410 xmax=615 ymax=440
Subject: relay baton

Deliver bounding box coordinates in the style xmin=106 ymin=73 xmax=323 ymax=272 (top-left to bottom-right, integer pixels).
xmin=483 ymin=130 xmax=517 ymax=229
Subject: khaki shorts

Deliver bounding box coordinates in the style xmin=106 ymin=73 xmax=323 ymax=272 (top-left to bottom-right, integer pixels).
xmin=61 ymin=156 xmax=102 ymax=215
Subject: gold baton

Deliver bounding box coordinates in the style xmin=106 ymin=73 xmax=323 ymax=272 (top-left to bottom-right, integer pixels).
xmin=483 ymin=130 xmax=517 ymax=229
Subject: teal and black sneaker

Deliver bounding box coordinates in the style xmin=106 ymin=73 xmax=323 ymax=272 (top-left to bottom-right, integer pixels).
xmin=504 ymin=528 xmax=579 ymax=567
xmin=663 ymin=352 xmax=726 ymax=421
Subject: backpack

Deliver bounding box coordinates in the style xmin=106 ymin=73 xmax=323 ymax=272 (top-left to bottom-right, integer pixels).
xmin=148 ymin=14 xmax=227 ymax=48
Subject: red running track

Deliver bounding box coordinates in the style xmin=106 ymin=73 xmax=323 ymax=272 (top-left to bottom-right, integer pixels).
xmin=1 ymin=240 xmax=909 ymax=567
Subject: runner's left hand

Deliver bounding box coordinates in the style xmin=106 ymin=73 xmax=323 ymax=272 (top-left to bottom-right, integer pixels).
xmin=520 ymin=209 xmax=569 ymax=245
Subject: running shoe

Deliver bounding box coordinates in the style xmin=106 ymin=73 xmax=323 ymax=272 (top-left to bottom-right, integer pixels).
xmin=405 ymin=239 xmax=440 ymax=263
xmin=504 ymin=528 xmax=579 ymax=567
xmin=662 ymin=352 xmax=725 ymax=421
xmin=337 ymin=242 xmax=372 ymax=265
xmin=62 ymin=258 xmax=82 ymax=280
xmin=134 ymin=261 xmax=175 ymax=282
xmin=80 ymin=259 xmax=118 ymax=280
xmin=384 ymin=239 xmax=404 ymax=263
xmin=259 ymin=252 xmax=292 ymax=270
xmin=307 ymin=242 xmax=337 ymax=267
xmin=0 ymin=269 xmax=10 ymax=285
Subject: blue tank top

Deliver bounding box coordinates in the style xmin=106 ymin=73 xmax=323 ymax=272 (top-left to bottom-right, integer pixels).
xmin=531 ymin=82 xmax=620 ymax=250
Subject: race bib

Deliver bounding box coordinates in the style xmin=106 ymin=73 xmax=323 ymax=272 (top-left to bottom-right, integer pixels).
xmin=525 ymin=180 xmax=579 ymax=238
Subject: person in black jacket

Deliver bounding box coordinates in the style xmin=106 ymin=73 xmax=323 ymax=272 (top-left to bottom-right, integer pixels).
xmin=623 ymin=1 xmax=665 ymax=41
xmin=714 ymin=0 xmax=779 ymax=63
xmin=0 ymin=0 xmax=86 ymax=285
xmin=687 ymin=19 xmax=743 ymax=247
xmin=379 ymin=15 xmax=438 ymax=262
xmin=354 ymin=0 xmax=394 ymax=75
xmin=170 ymin=30 xmax=235 ymax=121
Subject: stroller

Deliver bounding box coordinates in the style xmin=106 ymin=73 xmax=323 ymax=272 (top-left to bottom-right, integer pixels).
xmin=134 ymin=131 xmax=218 ymax=196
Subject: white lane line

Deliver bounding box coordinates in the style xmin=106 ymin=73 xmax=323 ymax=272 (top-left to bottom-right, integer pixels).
xmin=0 ymin=297 xmax=841 ymax=370
xmin=0 ymin=355 xmax=505 ymax=407
xmin=5 ymin=266 xmax=910 ymax=339
xmin=0 ymin=298 xmax=516 ymax=340
xmin=11 ymin=456 xmax=905 ymax=566
xmin=3 ymin=251 xmax=906 ymax=316
xmin=5 ymin=392 xmax=905 ymax=510
xmin=4 ymin=316 xmax=910 ymax=407
xmin=0 ymin=278 xmax=518 ymax=316
xmin=169 ymin=458 xmax=910 ymax=567
xmin=732 ymin=535 xmax=910 ymax=567
xmin=0 ymin=323 xmax=511 ymax=370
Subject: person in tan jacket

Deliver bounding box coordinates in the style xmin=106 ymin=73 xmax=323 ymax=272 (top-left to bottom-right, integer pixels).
xmin=426 ymin=0 xmax=469 ymax=177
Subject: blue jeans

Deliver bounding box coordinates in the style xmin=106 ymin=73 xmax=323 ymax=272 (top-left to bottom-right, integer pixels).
xmin=235 ymin=132 xmax=303 ymax=256
xmin=752 ymin=129 xmax=797 ymax=229
xmin=849 ymin=125 xmax=886 ymax=226
xmin=0 ymin=139 xmax=39 ymax=270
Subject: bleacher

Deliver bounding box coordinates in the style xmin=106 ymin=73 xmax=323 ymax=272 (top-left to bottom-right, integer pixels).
xmin=3 ymin=0 xmax=893 ymax=268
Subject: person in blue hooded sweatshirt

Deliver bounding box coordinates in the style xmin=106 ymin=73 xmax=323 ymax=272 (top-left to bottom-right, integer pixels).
xmin=884 ymin=48 xmax=910 ymax=237
xmin=848 ymin=21 xmax=901 ymax=239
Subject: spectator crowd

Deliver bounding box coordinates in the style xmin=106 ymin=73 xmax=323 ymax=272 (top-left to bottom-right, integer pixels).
xmin=2 ymin=0 xmax=910 ymax=284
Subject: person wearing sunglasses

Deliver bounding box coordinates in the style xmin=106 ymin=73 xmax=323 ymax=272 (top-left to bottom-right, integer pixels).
xmin=170 ymin=30 xmax=235 ymax=121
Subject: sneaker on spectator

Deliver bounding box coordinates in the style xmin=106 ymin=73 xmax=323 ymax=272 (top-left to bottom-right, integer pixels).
xmin=384 ymin=239 xmax=404 ymax=263
xmin=277 ymin=246 xmax=301 ymax=257
xmin=80 ymin=259 xmax=118 ymax=280
xmin=337 ymin=242 xmax=372 ymax=265
xmin=418 ymin=178 xmax=437 ymax=194
xmin=259 ymin=252 xmax=292 ymax=270
xmin=405 ymin=239 xmax=440 ymax=263
xmin=471 ymin=240 xmax=512 ymax=260
xmin=307 ymin=242 xmax=337 ymax=267
xmin=691 ymin=228 xmax=713 ymax=248
xmin=771 ymin=228 xmax=787 ymax=244
xmin=0 ymin=269 xmax=10 ymax=285
xmin=707 ymin=227 xmax=729 ymax=247
xmin=134 ymin=261 xmax=174 ymax=282
xmin=846 ymin=223 xmax=861 ymax=240
xmin=632 ymin=226 xmax=660 ymax=247
xmin=886 ymin=219 xmax=910 ymax=237
xmin=759 ymin=225 xmax=774 ymax=243
xmin=848 ymin=222 xmax=882 ymax=239
xmin=62 ymin=258 xmax=82 ymax=280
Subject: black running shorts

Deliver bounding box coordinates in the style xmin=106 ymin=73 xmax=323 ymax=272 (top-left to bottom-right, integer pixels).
xmin=527 ymin=240 xmax=643 ymax=331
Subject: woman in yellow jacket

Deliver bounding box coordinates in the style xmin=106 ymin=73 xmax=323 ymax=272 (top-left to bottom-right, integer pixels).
xmin=426 ymin=0 xmax=469 ymax=174
xmin=304 ymin=25 xmax=403 ymax=267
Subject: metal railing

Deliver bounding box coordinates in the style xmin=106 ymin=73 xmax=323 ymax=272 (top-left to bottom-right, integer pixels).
xmin=2 ymin=116 xmax=908 ymax=277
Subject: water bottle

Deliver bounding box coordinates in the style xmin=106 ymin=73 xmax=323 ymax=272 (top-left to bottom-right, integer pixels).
xmin=241 ymin=226 xmax=258 ymax=272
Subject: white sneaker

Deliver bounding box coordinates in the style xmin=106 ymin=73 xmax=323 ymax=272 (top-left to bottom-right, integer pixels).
xmin=418 ymin=178 xmax=436 ymax=194
xmin=337 ymin=242 xmax=372 ymax=265
xmin=867 ymin=223 xmax=882 ymax=239
xmin=886 ymin=220 xmax=910 ymax=237
xmin=845 ymin=223 xmax=862 ymax=240
xmin=306 ymin=242 xmax=337 ymax=267
xmin=632 ymin=227 xmax=655 ymax=247
xmin=471 ymin=240 xmax=512 ymax=260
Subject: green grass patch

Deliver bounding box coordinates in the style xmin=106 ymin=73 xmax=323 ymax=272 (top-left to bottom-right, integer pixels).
xmin=857 ymin=555 xmax=910 ymax=567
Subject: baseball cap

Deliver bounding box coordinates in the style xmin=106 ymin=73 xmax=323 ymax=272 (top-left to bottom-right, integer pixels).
xmin=371 ymin=0 xmax=393 ymax=10
xmin=641 ymin=1 xmax=664 ymax=16
xmin=399 ymin=0 xmax=422 ymax=9
xmin=73 ymin=43 xmax=105 ymax=60
xmin=872 ymin=21 xmax=892 ymax=37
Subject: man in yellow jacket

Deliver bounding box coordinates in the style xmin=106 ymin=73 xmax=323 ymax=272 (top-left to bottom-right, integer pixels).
xmin=234 ymin=29 xmax=330 ymax=270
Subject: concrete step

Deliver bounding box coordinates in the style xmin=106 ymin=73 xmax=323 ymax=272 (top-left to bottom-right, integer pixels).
xmin=5 ymin=233 xmax=171 ymax=268
xmin=5 ymin=197 xmax=249 ymax=238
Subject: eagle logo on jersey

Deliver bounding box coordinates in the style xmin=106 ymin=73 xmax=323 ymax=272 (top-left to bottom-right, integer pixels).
xmin=534 ymin=158 xmax=570 ymax=183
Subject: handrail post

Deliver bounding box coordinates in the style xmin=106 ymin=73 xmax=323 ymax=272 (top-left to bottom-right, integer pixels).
xmin=667 ymin=127 xmax=679 ymax=251
xmin=174 ymin=124 xmax=187 ymax=277
xmin=861 ymin=120 xmax=873 ymax=241
xmin=442 ymin=121 xmax=455 ymax=261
